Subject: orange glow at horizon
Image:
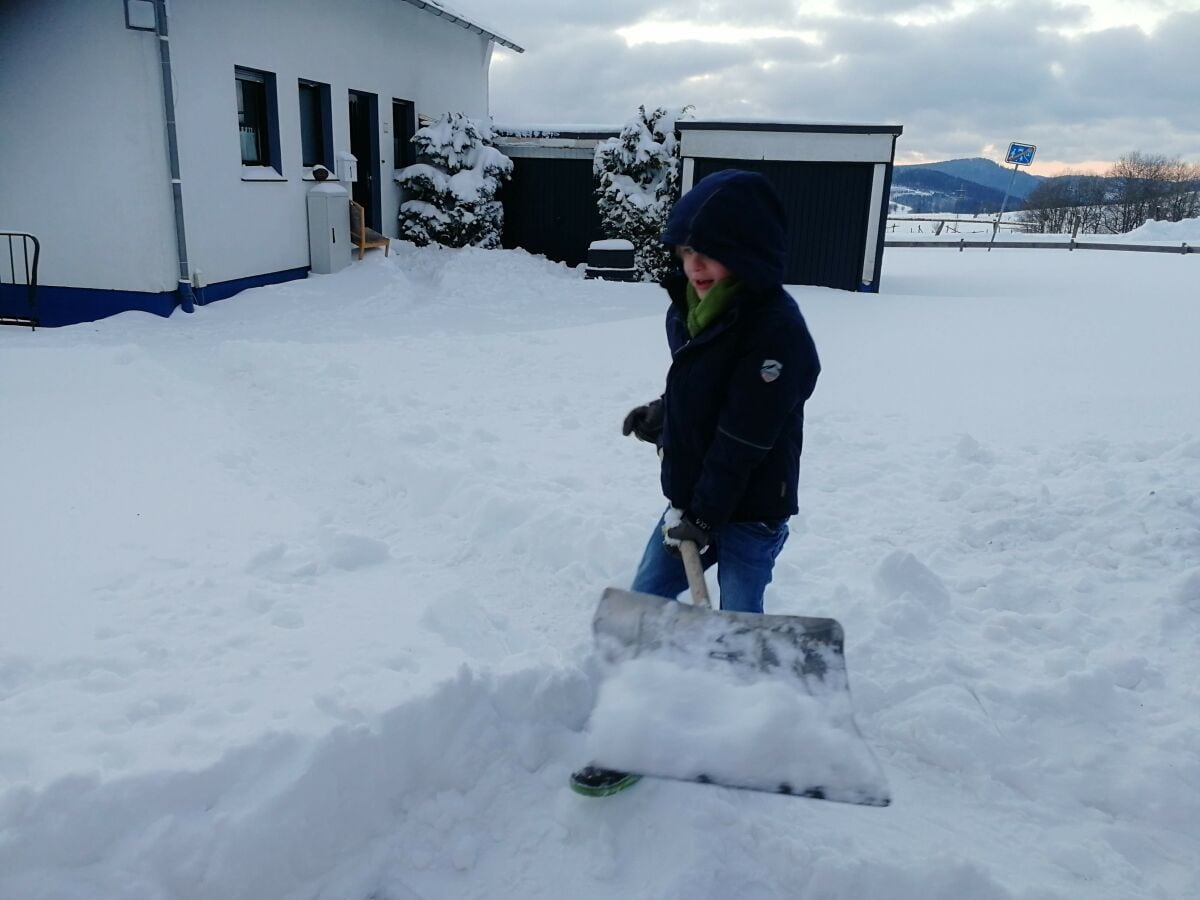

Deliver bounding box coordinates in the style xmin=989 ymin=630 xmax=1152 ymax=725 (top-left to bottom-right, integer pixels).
xmin=894 ymin=151 xmax=1115 ymax=177
xmin=1026 ymin=159 xmax=1113 ymax=176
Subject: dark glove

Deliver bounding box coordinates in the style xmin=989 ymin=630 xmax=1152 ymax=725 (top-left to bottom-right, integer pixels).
xmin=663 ymin=512 xmax=712 ymax=555
xmin=621 ymin=399 xmax=663 ymax=444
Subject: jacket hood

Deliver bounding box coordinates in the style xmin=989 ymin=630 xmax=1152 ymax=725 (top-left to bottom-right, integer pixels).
xmin=660 ymin=169 xmax=787 ymax=290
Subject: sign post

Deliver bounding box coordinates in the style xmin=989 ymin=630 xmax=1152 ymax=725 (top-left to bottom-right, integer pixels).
xmin=991 ymin=141 xmax=1037 ymax=248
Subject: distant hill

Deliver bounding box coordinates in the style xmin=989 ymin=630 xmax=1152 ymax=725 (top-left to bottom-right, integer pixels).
xmin=890 ymin=157 xmax=1046 ymax=214
xmin=889 ymin=168 xmax=1010 ymax=215
xmin=910 ymin=158 xmax=1044 ymax=198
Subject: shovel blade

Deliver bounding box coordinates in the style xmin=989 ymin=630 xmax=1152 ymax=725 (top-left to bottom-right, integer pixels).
xmin=589 ymin=588 xmax=890 ymax=807
xmin=595 ymin=588 xmax=850 ymax=691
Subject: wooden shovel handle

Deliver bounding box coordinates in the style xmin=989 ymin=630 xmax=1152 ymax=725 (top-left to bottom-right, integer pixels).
xmin=679 ymin=540 xmax=712 ymax=609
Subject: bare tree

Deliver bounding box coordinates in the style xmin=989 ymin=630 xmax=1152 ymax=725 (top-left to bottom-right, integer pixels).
xmin=1019 ymin=172 xmax=1110 ymax=234
xmin=1069 ymin=176 xmax=1111 ymax=233
xmin=1020 ymin=178 xmax=1074 ymax=233
xmin=1157 ymin=159 xmax=1200 ymax=222
xmin=1020 ymin=153 xmax=1198 ymax=235
xmin=1104 ymin=152 xmax=1200 ymax=232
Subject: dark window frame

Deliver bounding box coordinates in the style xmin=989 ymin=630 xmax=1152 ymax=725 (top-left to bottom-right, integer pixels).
xmin=235 ymin=66 xmax=281 ymax=172
xmin=392 ymin=98 xmax=417 ymax=171
xmin=298 ymin=78 xmax=334 ymax=170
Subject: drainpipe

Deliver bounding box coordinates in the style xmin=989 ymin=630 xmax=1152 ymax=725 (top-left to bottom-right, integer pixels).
xmin=153 ymin=0 xmax=195 ymax=313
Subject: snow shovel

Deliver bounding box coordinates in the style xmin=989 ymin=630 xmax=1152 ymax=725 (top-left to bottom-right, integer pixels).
xmin=586 ymin=540 xmax=891 ymax=807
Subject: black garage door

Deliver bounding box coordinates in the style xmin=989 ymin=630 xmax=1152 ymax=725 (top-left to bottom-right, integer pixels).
xmin=691 ymin=158 xmax=874 ymax=291
xmin=499 ymin=157 xmax=604 ymax=267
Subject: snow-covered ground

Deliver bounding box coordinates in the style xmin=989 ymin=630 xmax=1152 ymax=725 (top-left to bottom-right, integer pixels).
xmin=2 ymin=230 xmax=1199 ymax=899
xmin=889 ymin=213 xmax=1200 ymax=243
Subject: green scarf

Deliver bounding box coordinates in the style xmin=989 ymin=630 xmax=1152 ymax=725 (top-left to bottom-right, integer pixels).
xmin=685 ymin=277 xmax=741 ymax=337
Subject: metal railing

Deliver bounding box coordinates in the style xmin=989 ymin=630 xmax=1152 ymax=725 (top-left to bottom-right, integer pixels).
xmin=1 ymin=232 xmax=40 ymax=329
xmin=885 ymin=237 xmax=1194 ymax=254
xmin=886 ymin=216 xmax=1033 ymax=237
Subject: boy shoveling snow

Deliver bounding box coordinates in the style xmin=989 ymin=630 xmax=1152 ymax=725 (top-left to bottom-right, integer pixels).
xmin=572 ymin=169 xmax=822 ymax=796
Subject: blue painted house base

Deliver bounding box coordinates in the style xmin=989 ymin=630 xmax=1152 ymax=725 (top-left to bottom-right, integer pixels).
xmin=196 ymin=266 xmax=309 ymax=306
xmin=0 ymin=267 xmax=309 ymax=328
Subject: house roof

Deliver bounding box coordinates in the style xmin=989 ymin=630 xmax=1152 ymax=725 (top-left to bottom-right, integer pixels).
xmin=493 ymin=125 xmax=620 ymax=140
xmin=679 ymin=119 xmax=903 ymax=136
xmin=400 ymin=1 xmax=524 ymax=53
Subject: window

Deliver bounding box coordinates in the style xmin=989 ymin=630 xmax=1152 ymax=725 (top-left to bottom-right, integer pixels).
xmin=298 ymin=79 xmax=333 ymax=169
xmin=235 ymin=66 xmax=280 ymax=172
xmin=393 ymin=99 xmax=416 ymax=170
xmin=124 ymin=0 xmax=157 ymax=31
xmin=236 ymin=69 xmax=268 ymax=165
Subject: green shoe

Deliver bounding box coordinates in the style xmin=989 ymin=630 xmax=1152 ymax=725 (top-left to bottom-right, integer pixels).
xmin=570 ymin=765 xmax=643 ymax=797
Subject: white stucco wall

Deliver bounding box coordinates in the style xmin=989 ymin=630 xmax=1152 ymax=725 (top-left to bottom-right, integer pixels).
xmin=1 ymin=0 xmax=494 ymax=294
xmin=170 ymin=0 xmax=492 ymax=288
xmin=0 ymin=0 xmax=178 ymax=292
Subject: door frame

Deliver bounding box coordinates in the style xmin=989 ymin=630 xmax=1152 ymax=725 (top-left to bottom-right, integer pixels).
xmin=348 ymin=89 xmax=382 ymax=232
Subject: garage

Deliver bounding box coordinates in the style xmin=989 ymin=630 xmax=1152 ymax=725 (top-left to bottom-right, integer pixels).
xmin=679 ymin=121 xmax=903 ymax=291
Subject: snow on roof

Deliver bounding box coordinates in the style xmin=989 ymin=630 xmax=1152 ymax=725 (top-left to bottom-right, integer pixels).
xmin=493 ymin=124 xmax=621 ymax=139
xmin=680 ymin=118 xmax=903 ymax=135
xmin=399 ymin=0 xmax=524 ymax=53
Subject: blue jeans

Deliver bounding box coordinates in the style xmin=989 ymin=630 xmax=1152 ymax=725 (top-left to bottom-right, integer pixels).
xmin=630 ymin=508 xmax=790 ymax=614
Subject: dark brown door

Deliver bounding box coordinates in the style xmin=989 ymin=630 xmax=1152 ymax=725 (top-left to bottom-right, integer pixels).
xmin=348 ymin=90 xmax=381 ymax=231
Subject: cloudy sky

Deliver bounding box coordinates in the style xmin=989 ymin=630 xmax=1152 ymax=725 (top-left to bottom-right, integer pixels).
xmin=445 ymin=0 xmax=1200 ymax=175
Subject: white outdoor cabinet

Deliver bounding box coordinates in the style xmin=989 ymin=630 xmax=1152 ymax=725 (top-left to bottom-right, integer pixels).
xmin=307 ymin=181 xmax=351 ymax=275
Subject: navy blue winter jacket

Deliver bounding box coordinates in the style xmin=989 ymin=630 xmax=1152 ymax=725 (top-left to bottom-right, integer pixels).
xmin=656 ymin=169 xmax=820 ymax=527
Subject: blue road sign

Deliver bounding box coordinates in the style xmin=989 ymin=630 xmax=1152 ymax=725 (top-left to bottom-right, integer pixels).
xmin=1006 ymin=142 xmax=1037 ymax=166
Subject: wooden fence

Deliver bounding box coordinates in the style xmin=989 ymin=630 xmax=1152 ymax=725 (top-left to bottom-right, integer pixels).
xmin=885 ymin=238 xmax=1195 ymax=254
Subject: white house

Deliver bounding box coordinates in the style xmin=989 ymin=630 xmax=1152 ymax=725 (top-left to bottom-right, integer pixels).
xmin=0 ymin=0 xmax=522 ymax=327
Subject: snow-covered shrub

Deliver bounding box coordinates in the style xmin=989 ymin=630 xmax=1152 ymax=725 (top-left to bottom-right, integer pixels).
xmin=594 ymin=105 xmax=692 ymax=281
xmin=397 ymin=113 xmax=513 ymax=249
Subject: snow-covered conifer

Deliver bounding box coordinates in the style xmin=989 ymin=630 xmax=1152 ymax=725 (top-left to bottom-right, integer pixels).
xmin=594 ymin=105 xmax=692 ymax=281
xmin=397 ymin=113 xmax=513 ymax=249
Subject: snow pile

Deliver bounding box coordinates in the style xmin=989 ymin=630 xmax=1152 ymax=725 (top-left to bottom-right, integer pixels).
xmin=1 ymin=242 xmax=1199 ymax=898
xmin=588 ymin=657 xmax=887 ymax=803
xmin=1120 ymin=215 xmax=1200 ymax=243
xmin=587 ymin=238 xmax=634 ymax=251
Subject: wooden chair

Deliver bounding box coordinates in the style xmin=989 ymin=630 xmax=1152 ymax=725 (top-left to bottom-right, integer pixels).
xmin=349 ymin=200 xmax=390 ymax=260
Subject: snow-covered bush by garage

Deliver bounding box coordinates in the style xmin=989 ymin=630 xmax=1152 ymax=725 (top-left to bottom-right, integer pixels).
xmin=594 ymin=105 xmax=692 ymax=281
xmin=396 ymin=113 xmax=513 ymax=249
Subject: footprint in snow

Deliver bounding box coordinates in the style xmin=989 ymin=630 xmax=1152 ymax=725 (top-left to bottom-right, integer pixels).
xmin=320 ymin=530 xmax=391 ymax=571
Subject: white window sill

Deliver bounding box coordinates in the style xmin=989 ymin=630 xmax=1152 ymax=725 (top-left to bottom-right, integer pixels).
xmin=241 ymin=166 xmax=286 ymax=182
